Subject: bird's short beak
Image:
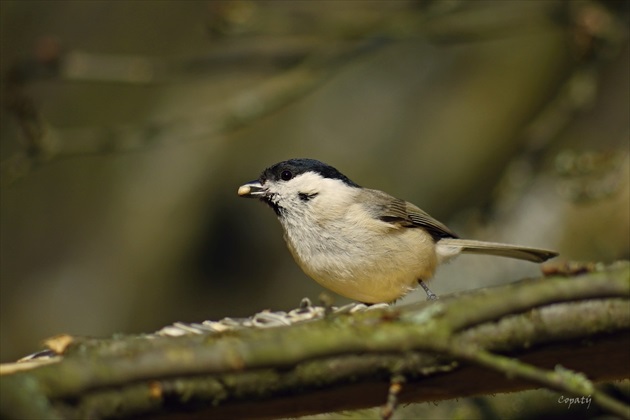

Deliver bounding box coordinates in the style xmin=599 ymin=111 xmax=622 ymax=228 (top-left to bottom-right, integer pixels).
xmin=238 ymin=181 xmax=266 ymax=198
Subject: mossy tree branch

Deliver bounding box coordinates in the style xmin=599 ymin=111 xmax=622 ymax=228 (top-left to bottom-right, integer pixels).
xmin=1 ymin=262 xmax=628 ymax=419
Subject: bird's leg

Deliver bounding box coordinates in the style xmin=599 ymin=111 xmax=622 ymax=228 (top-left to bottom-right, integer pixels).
xmin=418 ymin=279 xmax=438 ymax=300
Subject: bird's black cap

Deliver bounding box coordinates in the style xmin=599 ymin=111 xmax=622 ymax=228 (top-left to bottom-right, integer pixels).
xmin=260 ymin=158 xmax=360 ymax=187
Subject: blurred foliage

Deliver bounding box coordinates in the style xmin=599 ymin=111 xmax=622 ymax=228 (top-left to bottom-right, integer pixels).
xmin=0 ymin=0 xmax=628 ymax=383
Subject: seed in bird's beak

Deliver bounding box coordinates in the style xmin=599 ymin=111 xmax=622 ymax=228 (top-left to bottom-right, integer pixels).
xmin=238 ymin=185 xmax=252 ymax=196
xmin=238 ymin=182 xmax=266 ymax=198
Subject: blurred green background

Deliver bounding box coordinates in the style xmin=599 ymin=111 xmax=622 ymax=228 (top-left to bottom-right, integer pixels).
xmin=1 ymin=0 xmax=628 ymax=364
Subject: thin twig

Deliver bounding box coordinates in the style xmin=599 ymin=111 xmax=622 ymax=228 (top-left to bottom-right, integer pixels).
xmin=449 ymin=343 xmax=630 ymax=419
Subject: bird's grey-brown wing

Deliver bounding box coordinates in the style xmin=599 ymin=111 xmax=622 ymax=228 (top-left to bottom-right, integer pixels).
xmin=363 ymin=189 xmax=458 ymax=240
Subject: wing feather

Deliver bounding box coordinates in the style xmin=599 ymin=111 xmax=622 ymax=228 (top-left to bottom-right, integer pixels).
xmin=363 ymin=189 xmax=458 ymax=240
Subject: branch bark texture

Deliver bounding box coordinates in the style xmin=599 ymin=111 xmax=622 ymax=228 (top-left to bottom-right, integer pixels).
xmin=1 ymin=262 xmax=628 ymax=419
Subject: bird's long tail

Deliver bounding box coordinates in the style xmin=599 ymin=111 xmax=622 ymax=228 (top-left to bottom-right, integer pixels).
xmin=437 ymin=238 xmax=558 ymax=263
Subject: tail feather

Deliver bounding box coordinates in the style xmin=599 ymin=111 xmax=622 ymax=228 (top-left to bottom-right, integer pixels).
xmin=437 ymin=238 xmax=558 ymax=263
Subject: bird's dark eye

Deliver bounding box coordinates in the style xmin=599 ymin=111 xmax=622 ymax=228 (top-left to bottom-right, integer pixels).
xmin=280 ymin=170 xmax=293 ymax=181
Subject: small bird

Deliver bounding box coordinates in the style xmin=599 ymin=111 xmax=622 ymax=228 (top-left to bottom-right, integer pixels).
xmin=238 ymin=158 xmax=558 ymax=303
